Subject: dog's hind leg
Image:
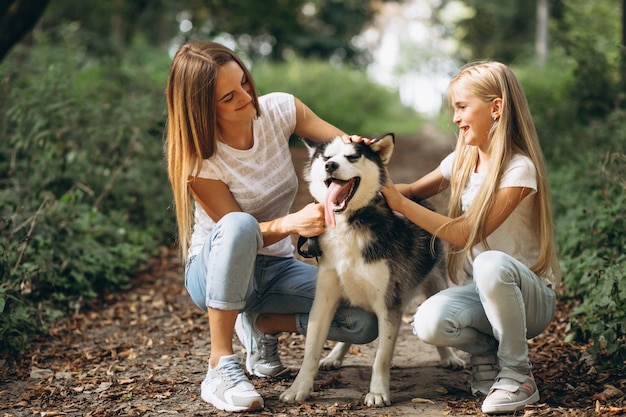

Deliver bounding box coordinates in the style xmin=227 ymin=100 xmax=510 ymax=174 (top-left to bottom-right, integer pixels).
xmin=436 ymin=346 xmax=465 ymax=369
xmin=280 ymin=268 xmax=343 ymax=404
xmin=421 ymin=260 xmax=449 ymax=297
xmin=319 ymin=342 xmax=351 ymax=370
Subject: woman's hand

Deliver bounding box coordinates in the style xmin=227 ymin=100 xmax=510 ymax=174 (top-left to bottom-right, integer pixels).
xmin=394 ymin=182 xmax=413 ymax=198
xmin=286 ymin=202 xmax=326 ymax=238
xmin=341 ymin=134 xmax=377 ymax=145
xmin=380 ymin=170 xmax=408 ymax=213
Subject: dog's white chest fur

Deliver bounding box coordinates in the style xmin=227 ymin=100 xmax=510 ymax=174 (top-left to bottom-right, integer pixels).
xmin=318 ymin=221 xmax=391 ymax=311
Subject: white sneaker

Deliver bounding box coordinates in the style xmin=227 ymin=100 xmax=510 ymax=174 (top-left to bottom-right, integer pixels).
xmin=481 ymin=367 xmax=540 ymax=414
xmin=200 ymin=354 xmax=264 ymax=412
xmin=470 ymin=352 xmax=500 ymax=396
xmin=235 ymin=312 xmax=286 ymax=377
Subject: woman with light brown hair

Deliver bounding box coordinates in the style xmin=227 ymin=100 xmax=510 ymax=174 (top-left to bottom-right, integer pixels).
xmin=165 ymin=40 xmax=377 ymax=412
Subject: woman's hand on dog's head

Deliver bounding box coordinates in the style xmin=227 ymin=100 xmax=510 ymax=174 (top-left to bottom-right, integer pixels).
xmin=342 ymin=134 xmax=377 ymax=145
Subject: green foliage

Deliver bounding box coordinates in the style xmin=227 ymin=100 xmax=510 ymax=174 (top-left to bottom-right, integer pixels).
xmin=199 ymin=0 xmax=378 ymax=64
xmin=38 ymin=0 xmax=393 ymax=66
xmin=453 ymin=0 xmax=537 ymax=62
xmin=512 ymin=53 xmax=578 ymax=159
xmin=553 ymin=0 xmax=622 ymax=71
xmin=452 ymin=0 xmax=623 ymax=124
xmin=252 ymin=60 xmax=422 ymax=137
xmin=550 ymin=0 xmax=622 ymax=121
xmin=549 ymin=110 xmax=626 ymax=368
xmin=0 ymin=26 xmax=175 ymax=355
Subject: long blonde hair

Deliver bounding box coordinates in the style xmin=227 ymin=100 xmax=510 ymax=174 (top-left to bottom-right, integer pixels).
xmin=164 ymin=41 xmax=260 ymax=261
xmin=443 ymin=61 xmax=561 ymax=287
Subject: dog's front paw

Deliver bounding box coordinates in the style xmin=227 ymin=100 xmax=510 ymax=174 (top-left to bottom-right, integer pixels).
xmin=279 ymin=382 xmax=314 ymax=404
xmin=364 ymin=391 xmax=391 ymax=407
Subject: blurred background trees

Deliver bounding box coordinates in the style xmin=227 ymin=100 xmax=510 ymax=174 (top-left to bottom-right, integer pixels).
xmin=1 ymin=0 xmax=624 ymax=367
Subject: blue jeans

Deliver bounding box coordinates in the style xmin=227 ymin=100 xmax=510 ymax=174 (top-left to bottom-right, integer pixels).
xmin=412 ymin=250 xmax=556 ymax=374
xmin=185 ymin=212 xmax=378 ymax=345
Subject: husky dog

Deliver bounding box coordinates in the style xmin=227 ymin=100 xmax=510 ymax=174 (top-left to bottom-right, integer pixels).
xmin=280 ymin=134 xmax=464 ymax=407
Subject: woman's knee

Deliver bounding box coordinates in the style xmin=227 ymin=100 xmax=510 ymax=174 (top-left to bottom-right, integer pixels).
xmin=213 ymin=212 xmax=263 ymax=255
xmin=219 ymin=212 xmax=262 ymax=246
xmin=412 ymin=297 xmax=453 ymax=345
xmin=473 ymin=251 xmax=514 ymax=294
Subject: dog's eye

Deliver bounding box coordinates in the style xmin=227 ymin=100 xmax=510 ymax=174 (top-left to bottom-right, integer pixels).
xmin=346 ymin=154 xmax=360 ymax=162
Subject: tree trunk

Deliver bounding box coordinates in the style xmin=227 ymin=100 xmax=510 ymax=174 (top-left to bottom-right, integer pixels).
xmin=0 ymin=0 xmax=50 ymax=62
xmin=535 ymin=0 xmax=549 ymax=67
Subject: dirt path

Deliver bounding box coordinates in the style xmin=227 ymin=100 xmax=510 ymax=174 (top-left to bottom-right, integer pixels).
xmin=1 ymin=130 xmax=621 ymax=416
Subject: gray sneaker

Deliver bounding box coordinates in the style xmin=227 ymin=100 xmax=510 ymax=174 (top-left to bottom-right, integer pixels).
xmin=481 ymin=367 xmax=539 ymax=414
xmin=200 ymin=354 xmax=264 ymax=412
xmin=470 ymin=352 xmax=500 ymax=395
xmin=235 ymin=312 xmax=286 ymax=377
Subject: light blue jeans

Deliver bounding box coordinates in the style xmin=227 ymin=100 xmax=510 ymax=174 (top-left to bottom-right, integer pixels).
xmin=412 ymin=250 xmax=556 ymax=374
xmin=185 ymin=212 xmax=378 ymax=345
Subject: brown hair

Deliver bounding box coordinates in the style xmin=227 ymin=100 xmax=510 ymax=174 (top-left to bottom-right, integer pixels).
xmin=164 ymin=41 xmax=260 ymax=260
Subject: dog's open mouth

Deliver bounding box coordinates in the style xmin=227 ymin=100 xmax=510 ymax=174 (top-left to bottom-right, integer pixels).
xmin=324 ymin=177 xmax=360 ymax=228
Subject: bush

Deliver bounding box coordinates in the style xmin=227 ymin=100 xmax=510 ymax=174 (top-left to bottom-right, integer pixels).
xmin=513 ymin=53 xmax=578 ymax=161
xmin=549 ymin=110 xmax=625 ymax=368
xmin=0 ymin=26 xmax=174 ymax=355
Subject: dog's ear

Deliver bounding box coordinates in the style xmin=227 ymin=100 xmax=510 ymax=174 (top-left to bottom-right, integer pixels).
xmin=369 ymin=133 xmax=395 ymax=164
xmin=301 ymin=137 xmax=318 ymax=156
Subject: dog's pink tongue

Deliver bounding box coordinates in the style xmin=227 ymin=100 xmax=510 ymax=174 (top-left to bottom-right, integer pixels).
xmin=324 ymin=182 xmax=343 ymax=228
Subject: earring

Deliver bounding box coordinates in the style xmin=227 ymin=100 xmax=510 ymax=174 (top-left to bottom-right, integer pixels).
xmin=492 ymin=116 xmax=498 ymax=122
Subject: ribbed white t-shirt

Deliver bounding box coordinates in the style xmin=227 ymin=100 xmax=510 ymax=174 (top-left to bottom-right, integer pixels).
xmin=188 ymin=92 xmax=299 ymax=259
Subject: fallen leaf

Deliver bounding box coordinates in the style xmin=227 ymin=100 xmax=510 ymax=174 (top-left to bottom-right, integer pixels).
xmin=118 ymin=378 xmax=135 ymax=385
xmin=54 ymin=371 xmax=72 ymax=380
xmin=40 ymin=411 xmax=65 ymax=416
xmin=95 ymin=381 xmax=112 ymax=393
xmin=30 ymin=367 xmax=54 ymax=379
xmin=118 ymin=348 xmax=137 ymax=360
xmin=412 ymin=397 xmax=435 ymax=404
xmin=603 ymin=384 xmax=624 ymax=398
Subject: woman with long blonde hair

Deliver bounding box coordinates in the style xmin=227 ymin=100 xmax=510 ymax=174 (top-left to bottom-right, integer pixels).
xmin=380 ymin=61 xmax=560 ymax=414
xmin=165 ymin=40 xmax=376 ymax=412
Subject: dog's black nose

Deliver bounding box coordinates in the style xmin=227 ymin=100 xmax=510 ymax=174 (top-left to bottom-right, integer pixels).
xmin=325 ymin=161 xmax=338 ymax=173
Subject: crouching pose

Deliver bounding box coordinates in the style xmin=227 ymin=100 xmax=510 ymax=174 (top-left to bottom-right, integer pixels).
xmin=380 ymin=61 xmax=560 ymax=414
xmin=164 ymin=40 xmax=377 ymax=412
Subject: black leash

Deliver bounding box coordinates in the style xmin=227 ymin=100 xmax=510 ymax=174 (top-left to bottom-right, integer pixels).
xmin=297 ymin=199 xmax=324 ymax=260
xmin=297 ymin=235 xmax=323 ymax=259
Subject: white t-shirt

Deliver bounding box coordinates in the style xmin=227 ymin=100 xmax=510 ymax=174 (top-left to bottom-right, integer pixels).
xmin=188 ymin=92 xmax=299 ymax=259
xmin=439 ymin=152 xmax=547 ymax=282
